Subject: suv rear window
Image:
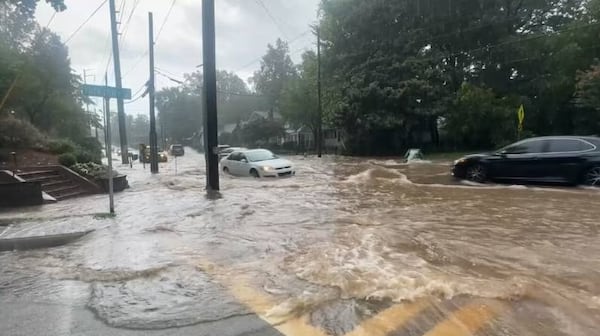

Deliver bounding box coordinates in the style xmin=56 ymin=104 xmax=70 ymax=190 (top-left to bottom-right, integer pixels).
xmin=504 ymin=139 xmax=547 ymax=154
xmin=547 ymin=139 xmax=594 ymax=153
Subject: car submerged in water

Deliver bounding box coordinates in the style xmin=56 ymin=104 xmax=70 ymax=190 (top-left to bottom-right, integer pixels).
xmin=452 ymin=136 xmax=600 ymax=186
xmin=221 ymin=149 xmax=295 ymax=178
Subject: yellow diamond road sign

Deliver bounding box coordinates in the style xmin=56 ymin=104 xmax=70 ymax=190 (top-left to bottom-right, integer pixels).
xmin=517 ymin=105 xmax=525 ymax=124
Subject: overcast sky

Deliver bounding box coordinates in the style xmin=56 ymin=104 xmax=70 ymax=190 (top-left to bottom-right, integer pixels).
xmin=35 ymin=0 xmax=320 ymax=115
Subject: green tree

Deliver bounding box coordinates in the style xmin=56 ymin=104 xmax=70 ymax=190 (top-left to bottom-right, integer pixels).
xmin=156 ymin=87 xmax=202 ymax=144
xmin=0 ymin=0 xmax=66 ymax=49
xmin=251 ymin=39 xmax=296 ymax=113
xmin=240 ymin=118 xmax=285 ymax=146
xmin=281 ymin=51 xmax=319 ymax=145
xmin=574 ymin=62 xmax=600 ymax=134
xmin=443 ymin=84 xmax=517 ymax=149
xmin=317 ymin=0 xmax=598 ymax=154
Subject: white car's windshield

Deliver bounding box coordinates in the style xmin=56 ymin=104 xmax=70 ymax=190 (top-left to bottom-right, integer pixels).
xmin=246 ymin=150 xmax=277 ymax=162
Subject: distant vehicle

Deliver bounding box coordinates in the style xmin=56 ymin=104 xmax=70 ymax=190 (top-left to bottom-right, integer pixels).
xmin=141 ymin=148 xmax=168 ymax=163
xmin=452 ymin=136 xmax=600 ymax=186
xmin=169 ymin=144 xmax=185 ymax=156
xmin=219 ymin=147 xmax=247 ymax=159
xmin=221 ymin=149 xmax=295 ymax=178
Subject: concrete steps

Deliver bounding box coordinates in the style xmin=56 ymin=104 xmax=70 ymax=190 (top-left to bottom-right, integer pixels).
xmin=16 ymin=168 xmax=92 ymax=201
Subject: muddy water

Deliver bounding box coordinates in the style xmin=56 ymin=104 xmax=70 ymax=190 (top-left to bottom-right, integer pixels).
xmin=1 ymin=150 xmax=599 ymax=334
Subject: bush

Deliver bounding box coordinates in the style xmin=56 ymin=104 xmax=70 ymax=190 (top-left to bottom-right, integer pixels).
xmin=75 ymin=150 xmax=101 ymax=164
xmin=48 ymin=139 xmax=76 ymax=154
xmin=77 ymin=137 xmax=102 ymax=155
xmin=0 ymin=116 xmax=47 ymax=148
xmin=71 ymin=162 xmax=119 ymax=179
xmin=58 ymin=153 xmax=76 ymax=167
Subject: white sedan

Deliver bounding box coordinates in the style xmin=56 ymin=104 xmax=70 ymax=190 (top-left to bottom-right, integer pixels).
xmin=221 ymin=149 xmax=295 ymax=178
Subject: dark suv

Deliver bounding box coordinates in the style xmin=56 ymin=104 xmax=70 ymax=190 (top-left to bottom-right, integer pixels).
xmin=169 ymin=144 xmax=185 ymax=157
xmin=452 ymin=136 xmax=600 ymax=186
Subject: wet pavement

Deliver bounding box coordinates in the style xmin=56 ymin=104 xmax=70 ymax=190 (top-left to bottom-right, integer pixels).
xmin=0 ymin=149 xmax=599 ymax=335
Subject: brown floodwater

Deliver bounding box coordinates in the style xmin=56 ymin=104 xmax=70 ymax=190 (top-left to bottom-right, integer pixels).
xmin=0 ymin=149 xmax=598 ymax=335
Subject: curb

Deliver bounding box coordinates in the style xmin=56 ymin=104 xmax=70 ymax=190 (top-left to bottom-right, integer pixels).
xmin=0 ymin=230 xmax=94 ymax=252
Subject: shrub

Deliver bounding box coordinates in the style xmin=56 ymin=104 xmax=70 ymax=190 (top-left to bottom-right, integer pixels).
xmin=48 ymin=139 xmax=76 ymax=154
xmin=58 ymin=153 xmax=76 ymax=167
xmin=78 ymin=137 xmax=103 ymax=154
xmin=71 ymin=162 xmax=119 ymax=179
xmin=75 ymin=150 xmax=101 ymax=164
xmin=0 ymin=116 xmax=47 ymax=148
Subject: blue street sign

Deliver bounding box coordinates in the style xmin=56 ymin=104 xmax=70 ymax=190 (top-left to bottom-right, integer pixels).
xmin=82 ymin=84 xmax=132 ymax=99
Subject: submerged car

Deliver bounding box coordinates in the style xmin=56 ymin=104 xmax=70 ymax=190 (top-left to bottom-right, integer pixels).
xmin=142 ymin=149 xmax=168 ymax=163
xmin=452 ymin=136 xmax=600 ymax=186
xmin=221 ymin=149 xmax=294 ymax=178
xmin=169 ymin=144 xmax=185 ymax=156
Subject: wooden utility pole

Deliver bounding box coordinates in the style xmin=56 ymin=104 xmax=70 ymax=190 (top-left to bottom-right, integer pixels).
xmin=317 ymin=27 xmax=323 ymax=158
xmin=148 ymin=12 xmax=159 ymax=174
xmin=108 ymin=0 xmax=129 ymax=164
xmin=202 ymin=0 xmax=220 ymax=191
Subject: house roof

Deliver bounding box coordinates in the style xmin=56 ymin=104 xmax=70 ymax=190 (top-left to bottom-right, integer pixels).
xmin=250 ymin=111 xmax=283 ymax=120
xmin=221 ymin=123 xmax=237 ymax=133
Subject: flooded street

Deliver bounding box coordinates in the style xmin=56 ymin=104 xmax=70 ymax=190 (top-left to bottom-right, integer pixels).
xmin=1 ymin=148 xmax=599 ymax=335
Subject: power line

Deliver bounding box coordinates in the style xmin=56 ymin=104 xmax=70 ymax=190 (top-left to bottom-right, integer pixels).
xmin=64 ymin=0 xmax=108 ymax=44
xmin=155 ymin=0 xmax=176 ymax=44
xmin=118 ymin=0 xmax=127 ymax=20
xmin=155 ymin=69 xmax=184 ymax=84
xmin=125 ymin=94 xmax=145 ymax=105
xmin=46 ymin=11 xmax=57 ymax=28
xmin=122 ymin=50 xmax=149 ymax=78
xmin=254 ymin=0 xmax=289 ymax=39
xmin=234 ymin=29 xmax=311 ymax=73
xmin=120 ymin=0 xmax=141 ymax=44
xmin=154 ymin=70 xmax=265 ymax=97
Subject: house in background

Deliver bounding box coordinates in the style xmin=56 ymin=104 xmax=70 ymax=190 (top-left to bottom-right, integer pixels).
xmin=284 ymin=126 xmax=345 ymax=153
xmin=246 ymin=110 xmax=283 ymax=123
xmin=219 ymin=123 xmax=237 ymax=137
xmin=285 ymin=126 xmax=314 ymax=149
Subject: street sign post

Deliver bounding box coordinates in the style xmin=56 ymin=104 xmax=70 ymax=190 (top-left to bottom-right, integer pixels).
xmin=81 ymin=82 xmax=132 ymax=214
xmin=82 ymin=84 xmax=132 ymax=100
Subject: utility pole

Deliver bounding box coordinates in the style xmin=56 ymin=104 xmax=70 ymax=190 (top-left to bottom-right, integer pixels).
xmin=202 ymin=0 xmax=219 ymax=191
xmin=317 ymin=27 xmax=323 ymax=158
xmin=148 ymin=12 xmax=159 ymax=174
xmin=108 ymin=0 xmax=129 ymax=164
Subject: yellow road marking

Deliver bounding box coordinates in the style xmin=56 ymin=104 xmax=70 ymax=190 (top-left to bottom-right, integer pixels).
xmin=196 ymin=260 xmax=329 ymax=336
xmin=345 ymin=300 xmax=430 ymax=336
xmin=423 ymin=301 xmax=506 ymax=336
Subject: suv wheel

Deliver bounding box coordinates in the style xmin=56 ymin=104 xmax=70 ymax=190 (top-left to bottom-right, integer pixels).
xmin=583 ymin=166 xmax=600 ymax=187
xmin=466 ymin=164 xmax=487 ymax=183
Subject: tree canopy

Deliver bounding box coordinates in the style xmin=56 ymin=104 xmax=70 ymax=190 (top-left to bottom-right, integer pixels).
xmin=307 ymin=0 xmax=600 ymax=154
xmin=1 ymin=0 xmax=93 ymax=147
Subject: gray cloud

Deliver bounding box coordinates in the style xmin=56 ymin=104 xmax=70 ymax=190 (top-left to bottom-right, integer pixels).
xmin=36 ymin=0 xmax=320 ymax=116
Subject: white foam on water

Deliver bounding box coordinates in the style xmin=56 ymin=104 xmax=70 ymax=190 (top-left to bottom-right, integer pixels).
xmin=343 ymin=167 xmax=414 ymax=185
xmin=283 ymin=232 xmax=532 ymax=305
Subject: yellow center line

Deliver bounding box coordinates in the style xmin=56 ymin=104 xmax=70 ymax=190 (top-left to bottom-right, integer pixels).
xmin=422 ymin=301 xmax=506 ymax=336
xmin=345 ymin=300 xmax=431 ymax=336
xmin=196 ymin=260 xmax=329 ymax=336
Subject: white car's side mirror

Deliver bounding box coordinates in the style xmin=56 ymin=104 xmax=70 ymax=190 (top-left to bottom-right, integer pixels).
xmin=241 ymin=159 xmax=247 ymax=163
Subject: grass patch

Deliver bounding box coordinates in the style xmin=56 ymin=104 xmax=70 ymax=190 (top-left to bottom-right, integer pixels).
xmin=93 ymin=213 xmax=116 ymax=220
